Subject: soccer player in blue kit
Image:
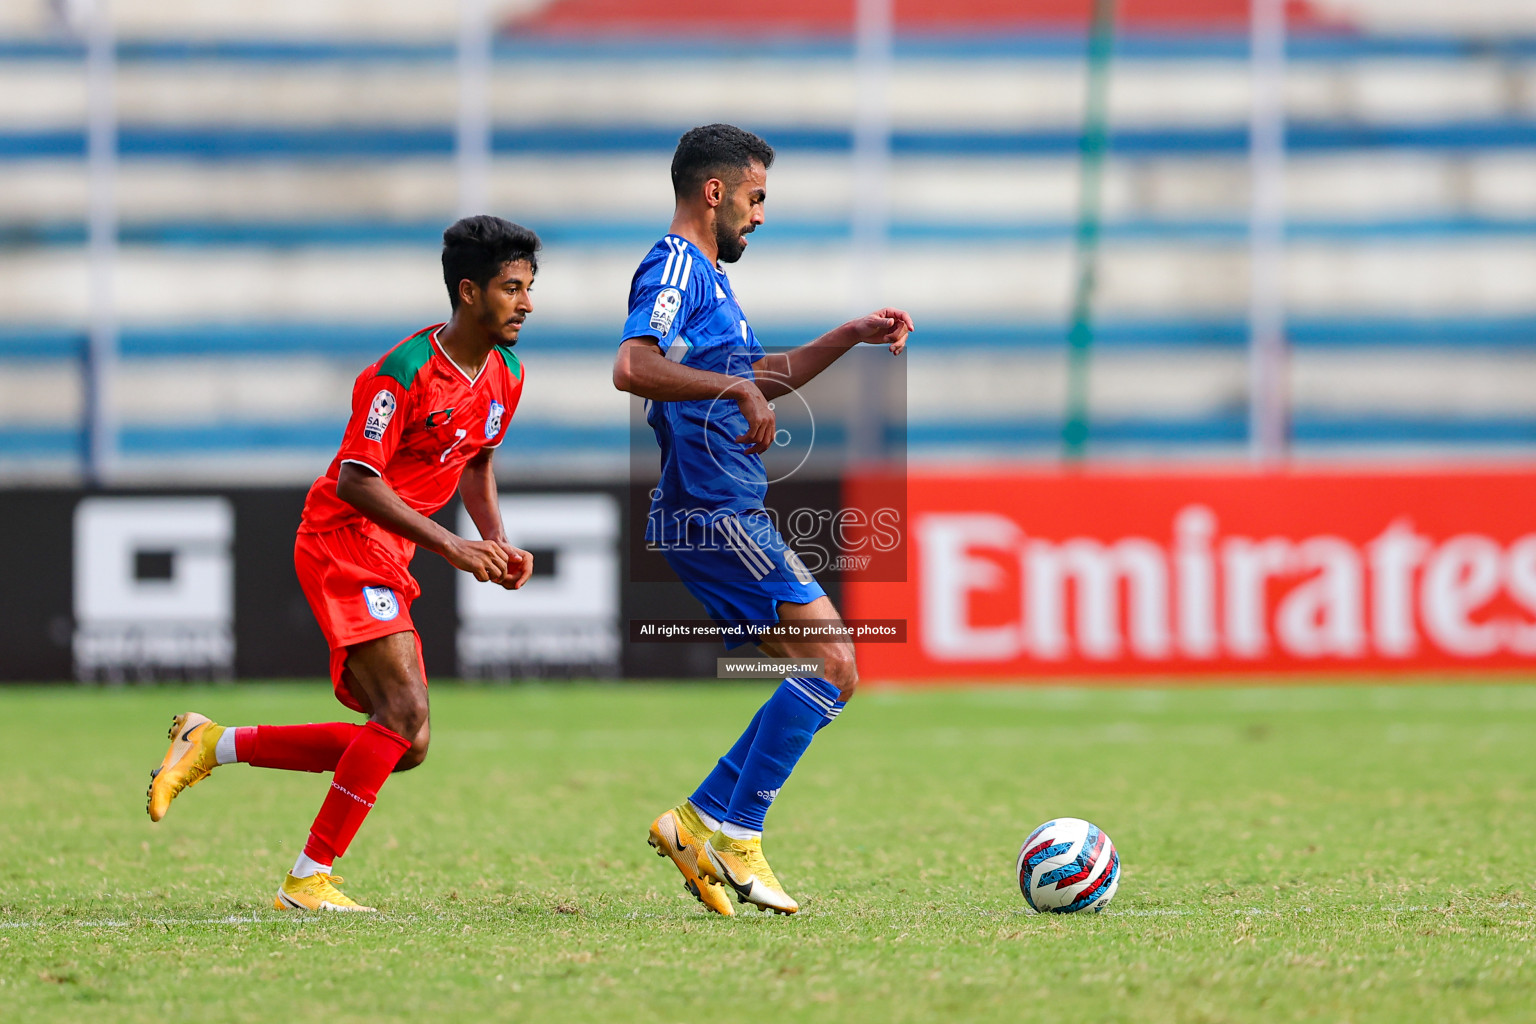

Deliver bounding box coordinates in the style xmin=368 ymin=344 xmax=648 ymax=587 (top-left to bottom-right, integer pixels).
xmin=612 ymin=124 xmax=914 ymax=915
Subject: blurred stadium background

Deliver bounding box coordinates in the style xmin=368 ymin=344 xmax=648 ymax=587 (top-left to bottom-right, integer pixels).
xmin=3 ymin=0 xmax=1536 ymax=682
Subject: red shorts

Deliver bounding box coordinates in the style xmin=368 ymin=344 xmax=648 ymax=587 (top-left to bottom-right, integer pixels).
xmin=294 ymin=525 xmax=427 ymax=713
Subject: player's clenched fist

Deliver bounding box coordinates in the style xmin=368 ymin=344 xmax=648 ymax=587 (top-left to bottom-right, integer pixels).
xmin=445 ymin=537 xmax=509 ymax=582
xmin=733 ymin=383 xmax=776 ymax=455
xmin=493 ymin=541 xmax=535 ymax=591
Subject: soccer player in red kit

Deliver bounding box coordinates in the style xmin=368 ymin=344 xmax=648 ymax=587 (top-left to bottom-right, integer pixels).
xmin=144 ymin=216 xmax=539 ymax=911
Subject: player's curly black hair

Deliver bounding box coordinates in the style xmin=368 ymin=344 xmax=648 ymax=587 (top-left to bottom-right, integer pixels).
xmin=671 ymin=124 xmax=775 ymax=199
xmin=441 ymin=215 xmax=541 ymax=309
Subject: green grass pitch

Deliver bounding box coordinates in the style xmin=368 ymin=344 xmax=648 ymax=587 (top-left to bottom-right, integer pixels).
xmin=3 ymin=680 xmax=1535 ymax=1022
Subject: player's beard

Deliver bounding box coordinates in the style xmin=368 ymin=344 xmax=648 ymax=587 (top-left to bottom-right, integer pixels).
xmin=481 ymin=307 xmax=522 ymax=346
xmin=715 ymin=216 xmax=752 ymax=264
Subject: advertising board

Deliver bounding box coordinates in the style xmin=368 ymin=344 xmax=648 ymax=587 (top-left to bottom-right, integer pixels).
xmin=847 ymin=469 xmax=1536 ymax=679
xmin=0 ymin=487 xmax=648 ymax=682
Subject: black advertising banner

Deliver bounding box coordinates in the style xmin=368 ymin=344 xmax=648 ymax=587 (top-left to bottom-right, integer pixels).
xmin=0 ymin=483 xmax=846 ymax=683
xmin=0 ymin=490 xmax=75 ymax=682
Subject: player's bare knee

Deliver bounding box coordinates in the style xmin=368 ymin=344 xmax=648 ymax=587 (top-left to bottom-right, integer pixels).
xmin=376 ymin=688 xmax=428 ymax=741
xmin=826 ymin=645 xmax=859 ymax=699
xmin=394 ymin=738 xmax=429 ymax=772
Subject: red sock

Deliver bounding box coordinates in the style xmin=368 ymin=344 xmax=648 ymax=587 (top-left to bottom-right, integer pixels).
xmin=241 ymin=722 xmax=361 ymax=774
xmin=302 ymin=721 xmax=411 ymax=866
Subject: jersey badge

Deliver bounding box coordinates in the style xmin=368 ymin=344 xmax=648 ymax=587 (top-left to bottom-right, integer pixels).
xmin=650 ymin=287 xmax=682 ymax=334
xmin=426 ymin=407 xmax=454 ymax=428
xmin=484 ymin=399 xmax=505 ymax=440
xmin=362 ymin=585 xmax=399 ymax=621
xmin=363 ymin=389 xmax=396 ymax=441
xmin=716 ymin=284 xmax=727 ymax=300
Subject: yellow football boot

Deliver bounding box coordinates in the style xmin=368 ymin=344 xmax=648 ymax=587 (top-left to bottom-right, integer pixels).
xmin=274 ymin=873 xmax=376 ymax=912
xmin=648 ymin=803 xmax=734 ymax=916
xmin=146 ymin=712 xmax=223 ymax=822
xmin=699 ymin=831 xmax=799 ymax=915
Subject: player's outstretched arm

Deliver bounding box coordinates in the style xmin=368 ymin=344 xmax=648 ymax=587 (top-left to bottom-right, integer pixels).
xmin=613 ymin=338 xmax=777 ymax=454
xmin=457 ymin=449 xmax=534 ymax=590
xmin=754 ymin=308 xmax=913 ymax=400
xmin=335 ymin=462 xmax=510 ymax=582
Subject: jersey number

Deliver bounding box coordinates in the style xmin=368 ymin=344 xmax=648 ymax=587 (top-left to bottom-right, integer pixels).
xmin=439 ymin=427 xmax=468 ymax=463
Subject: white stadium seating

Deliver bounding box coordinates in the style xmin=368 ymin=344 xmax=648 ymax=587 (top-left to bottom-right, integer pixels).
xmin=2 ymin=0 xmax=1535 ymax=479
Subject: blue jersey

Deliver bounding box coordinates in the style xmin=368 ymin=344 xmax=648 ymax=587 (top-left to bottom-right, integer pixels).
xmin=622 ymin=234 xmax=767 ymax=533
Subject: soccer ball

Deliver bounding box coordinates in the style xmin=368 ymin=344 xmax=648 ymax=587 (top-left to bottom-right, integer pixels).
xmin=1016 ymin=817 xmax=1119 ymax=913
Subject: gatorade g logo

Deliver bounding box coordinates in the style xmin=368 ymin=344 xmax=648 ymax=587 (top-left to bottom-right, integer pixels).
xmin=363 ymin=389 xmax=396 ymax=442
xmin=650 ymin=288 xmax=682 ymax=334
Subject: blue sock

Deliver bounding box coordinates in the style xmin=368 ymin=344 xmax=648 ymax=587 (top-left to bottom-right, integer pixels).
xmin=724 ymin=678 xmax=845 ymax=832
xmin=688 ymin=703 xmax=765 ymax=825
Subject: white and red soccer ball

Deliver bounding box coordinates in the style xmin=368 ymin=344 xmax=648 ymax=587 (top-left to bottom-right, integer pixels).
xmin=1017 ymin=817 xmax=1119 ymax=913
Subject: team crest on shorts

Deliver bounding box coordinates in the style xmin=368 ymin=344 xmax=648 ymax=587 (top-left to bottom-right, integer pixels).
xmin=362 ymin=585 xmax=399 ymax=621
xmin=363 ymin=389 xmax=396 ymax=441
xmin=484 ymin=399 xmax=505 ymax=440
xmin=650 ymin=287 xmax=682 ymax=334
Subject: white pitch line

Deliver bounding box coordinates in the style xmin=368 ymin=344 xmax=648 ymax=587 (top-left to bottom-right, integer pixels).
xmin=1 ymin=914 xmax=379 ymax=930
xmin=1102 ymin=902 xmax=1517 ymax=918
xmin=0 ymin=903 xmax=1519 ymax=930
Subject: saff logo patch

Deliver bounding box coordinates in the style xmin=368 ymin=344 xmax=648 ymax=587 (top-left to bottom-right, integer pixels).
xmin=363 ymin=389 xmax=396 ymax=442
xmin=484 ymin=399 xmax=505 ymax=440
xmin=650 ymin=287 xmax=682 ymax=334
xmin=362 ymin=585 xmax=399 ymax=621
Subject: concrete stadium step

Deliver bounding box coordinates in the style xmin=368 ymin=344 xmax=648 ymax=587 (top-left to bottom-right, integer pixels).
xmin=2 ymin=240 xmax=1534 ymax=325
xmin=13 ymin=217 xmax=1536 ymax=249
xmin=4 ymin=153 xmax=1536 ymax=222
xmin=5 ymin=57 xmax=1533 ymax=130
xmin=6 ymin=0 xmax=1536 ymax=37
xmin=6 ymin=349 xmax=1535 ymax=431
xmin=7 ymin=315 xmax=1536 ymax=360
xmin=0 ymin=0 xmax=543 ymax=37
xmin=7 ymin=413 xmax=1536 ymax=487
xmin=11 ymin=122 xmax=1536 ymax=163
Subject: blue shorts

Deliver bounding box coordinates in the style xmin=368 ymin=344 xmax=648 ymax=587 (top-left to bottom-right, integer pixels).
xmin=658 ymin=510 xmax=826 ymax=648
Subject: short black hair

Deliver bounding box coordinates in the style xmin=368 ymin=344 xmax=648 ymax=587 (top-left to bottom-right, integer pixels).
xmin=442 ymin=215 xmax=541 ymax=308
xmin=671 ymin=124 xmax=775 ymax=199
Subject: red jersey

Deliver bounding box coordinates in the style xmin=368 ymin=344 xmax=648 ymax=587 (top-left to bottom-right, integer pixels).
xmin=300 ymin=324 xmax=524 ymax=549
